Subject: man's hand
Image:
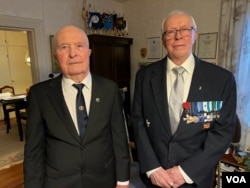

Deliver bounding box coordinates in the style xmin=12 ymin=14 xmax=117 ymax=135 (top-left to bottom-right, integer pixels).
xmin=149 ymin=167 xmax=174 ymax=188
xmin=116 ymin=185 xmax=129 ymax=188
xmin=166 ymin=166 xmax=185 ymax=188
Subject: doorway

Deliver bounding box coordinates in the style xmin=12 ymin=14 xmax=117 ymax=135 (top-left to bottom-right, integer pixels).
xmin=0 ymin=14 xmax=50 ymax=85
xmin=0 ymin=29 xmax=33 ymax=94
xmin=0 ymin=15 xmax=48 ymax=121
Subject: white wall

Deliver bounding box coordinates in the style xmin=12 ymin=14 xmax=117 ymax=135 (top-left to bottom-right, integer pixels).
xmin=0 ymin=0 xmax=44 ymax=19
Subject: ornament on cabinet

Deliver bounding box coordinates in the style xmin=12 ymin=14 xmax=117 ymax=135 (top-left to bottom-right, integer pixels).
xmin=82 ymin=2 xmax=128 ymax=36
xmin=140 ymin=48 xmax=147 ymax=58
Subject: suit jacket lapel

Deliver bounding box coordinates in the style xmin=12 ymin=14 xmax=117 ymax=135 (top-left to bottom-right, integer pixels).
xmin=150 ymin=59 xmax=172 ymax=137
xmin=47 ymin=75 xmax=80 ymax=142
xmin=81 ymin=75 xmax=103 ymax=141
xmin=187 ymin=56 xmax=207 ymax=101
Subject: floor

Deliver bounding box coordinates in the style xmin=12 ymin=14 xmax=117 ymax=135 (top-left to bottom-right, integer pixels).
xmin=0 ymin=119 xmax=24 ymax=188
xmin=0 ymin=162 xmax=24 ymax=188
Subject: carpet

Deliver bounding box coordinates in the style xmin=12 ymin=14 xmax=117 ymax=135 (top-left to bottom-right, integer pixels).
xmin=0 ymin=120 xmax=25 ymax=170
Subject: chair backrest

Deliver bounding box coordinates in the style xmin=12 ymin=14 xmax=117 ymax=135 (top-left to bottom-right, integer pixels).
xmin=0 ymin=85 xmax=15 ymax=95
xmin=26 ymin=87 xmax=30 ymax=94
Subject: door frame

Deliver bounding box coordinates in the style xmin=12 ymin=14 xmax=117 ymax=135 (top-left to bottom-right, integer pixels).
xmin=0 ymin=14 xmax=50 ymax=83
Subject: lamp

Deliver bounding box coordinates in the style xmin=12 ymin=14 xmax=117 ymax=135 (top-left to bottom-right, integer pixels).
xmin=25 ymin=50 xmax=31 ymax=66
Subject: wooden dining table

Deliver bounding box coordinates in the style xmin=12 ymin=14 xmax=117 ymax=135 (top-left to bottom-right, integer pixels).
xmin=0 ymin=95 xmax=27 ymax=141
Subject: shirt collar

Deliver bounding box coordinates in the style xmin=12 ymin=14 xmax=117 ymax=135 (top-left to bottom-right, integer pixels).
xmin=62 ymin=72 xmax=92 ymax=91
xmin=167 ymin=54 xmax=195 ymax=75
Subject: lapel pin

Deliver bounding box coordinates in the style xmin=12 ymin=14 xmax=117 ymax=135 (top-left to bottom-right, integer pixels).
xmin=96 ymin=98 xmax=100 ymax=102
xmin=145 ymin=119 xmax=151 ymax=127
xmin=199 ymin=86 xmax=202 ymax=90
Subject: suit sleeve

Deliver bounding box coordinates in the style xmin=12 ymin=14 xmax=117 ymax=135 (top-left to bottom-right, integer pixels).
xmin=131 ymin=69 xmax=161 ymax=173
xmin=24 ymin=87 xmax=45 ymax=188
xmin=111 ymin=84 xmax=130 ymax=181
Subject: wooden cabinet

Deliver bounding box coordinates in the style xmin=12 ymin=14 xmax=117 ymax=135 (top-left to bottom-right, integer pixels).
xmin=88 ymin=34 xmax=133 ymax=129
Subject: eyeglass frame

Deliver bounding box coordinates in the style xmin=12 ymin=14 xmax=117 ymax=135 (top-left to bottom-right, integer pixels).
xmin=162 ymin=26 xmax=196 ymax=39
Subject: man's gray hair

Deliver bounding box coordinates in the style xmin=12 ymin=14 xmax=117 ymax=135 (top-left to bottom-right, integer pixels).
xmin=161 ymin=10 xmax=197 ymax=33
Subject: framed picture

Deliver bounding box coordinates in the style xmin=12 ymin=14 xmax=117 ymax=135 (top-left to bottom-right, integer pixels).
xmin=147 ymin=37 xmax=161 ymax=59
xmin=197 ymin=32 xmax=218 ymax=59
xmin=50 ymin=35 xmax=60 ymax=73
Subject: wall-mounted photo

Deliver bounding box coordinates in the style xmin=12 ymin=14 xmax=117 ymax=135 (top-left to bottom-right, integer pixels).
xmin=197 ymin=32 xmax=218 ymax=59
xmin=147 ymin=37 xmax=161 ymax=59
xmin=50 ymin=35 xmax=60 ymax=73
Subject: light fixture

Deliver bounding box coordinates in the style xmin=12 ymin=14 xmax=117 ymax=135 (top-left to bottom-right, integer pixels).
xmin=25 ymin=50 xmax=31 ymax=66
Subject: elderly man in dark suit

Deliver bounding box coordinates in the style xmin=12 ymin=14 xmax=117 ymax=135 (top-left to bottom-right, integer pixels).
xmin=131 ymin=10 xmax=236 ymax=188
xmin=24 ymin=25 xmax=130 ymax=188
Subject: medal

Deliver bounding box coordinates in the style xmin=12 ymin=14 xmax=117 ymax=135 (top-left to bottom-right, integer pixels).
xmin=183 ymin=101 xmax=223 ymax=124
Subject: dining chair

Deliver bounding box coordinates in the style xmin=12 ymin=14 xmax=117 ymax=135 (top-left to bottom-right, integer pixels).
xmin=15 ymin=99 xmax=28 ymax=141
xmin=21 ymin=87 xmax=30 ymax=123
xmin=14 ymin=87 xmax=30 ymax=140
xmin=0 ymin=85 xmax=15 ymax=95
xmin=26 ymin=87 xmax=30 ymax=95
xmin=19 ymin=101 xmax=28 ymax=124
xmin=0 ymin=85 xmax=16 ymax=133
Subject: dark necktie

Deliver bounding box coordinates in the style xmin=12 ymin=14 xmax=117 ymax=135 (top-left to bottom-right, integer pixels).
xmin=73 ymin=83 xmax=88 ymax=138
xmin=169 ymin=67 xmax=185 ymax=134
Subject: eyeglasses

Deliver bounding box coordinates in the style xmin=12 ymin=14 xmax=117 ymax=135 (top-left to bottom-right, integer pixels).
xmin=163 ymin=26 xmax=196 ymax=39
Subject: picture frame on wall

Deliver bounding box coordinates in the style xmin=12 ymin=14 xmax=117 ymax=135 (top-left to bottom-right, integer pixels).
xmin=50 ymin=35 xmax=60 ymax=73
xmin=147 ymin=37 xmax=161 ymax=59
xmin=197 ymin=32 xmax=218 ymax=59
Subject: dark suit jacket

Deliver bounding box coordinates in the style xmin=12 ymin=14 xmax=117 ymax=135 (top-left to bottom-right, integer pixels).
xmin=131 ymin=55 xmax=237 ymax=188
xmin=24 ymin=74 xmax=130 ymax=188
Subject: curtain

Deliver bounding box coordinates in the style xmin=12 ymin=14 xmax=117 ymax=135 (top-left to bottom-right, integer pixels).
xmin=218 ymin=0 xmax=250 ymax=151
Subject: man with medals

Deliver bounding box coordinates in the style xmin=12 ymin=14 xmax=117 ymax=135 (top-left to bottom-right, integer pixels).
xmin=131 ymin=10 xmax=236 ymax=188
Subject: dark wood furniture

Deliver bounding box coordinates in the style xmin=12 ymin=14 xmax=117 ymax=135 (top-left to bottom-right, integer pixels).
xmin=0 ymin=97 xmax=27 ymax=141
xmin=0 ymin=85 xmax=16 ymax=132
xmin=0 ymin=85 xmax=15 ymax=95
xmin=88 ymin=34 xmax=133 ymax=138
xmin=215 ymin=154 xmax=246 ymax=187
xmin=220 ymin=154 xmax=246 ymax=169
